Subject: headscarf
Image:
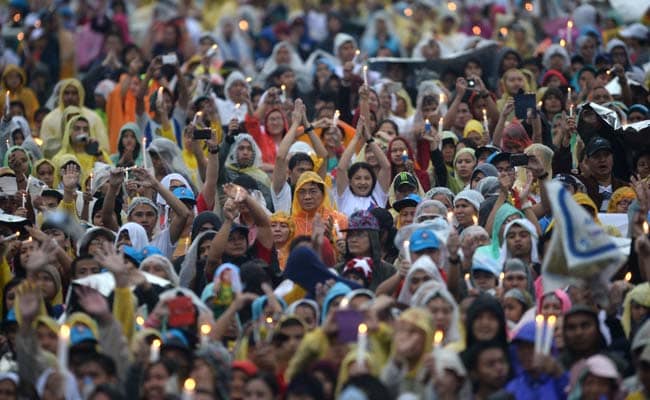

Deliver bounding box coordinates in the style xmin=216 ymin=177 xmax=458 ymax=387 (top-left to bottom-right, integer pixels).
xmin=3 ymin=145 xmax=33 ymax=176
xmin=147 ymin=138 xmax=196 ymax=193
xmin=536 ymin=289 xmax=572 ymax=315
xmin=607 ymin=186 xmax=636 ymax=213
xmin=573 ymin=192 xmax=601 ymax=224
xmin=502 ymin=258 xmax=535 ymax=299
xmin=453 ymin=189 xmax=484 ymax=212
xmin=463 ymin=119 xmax=484 ymax=138
xmin=621 ymin=283 xmax=650 ymax=338
xmin=392 ymin=308 xmax=434 ymax=378
xmin=321 ymin=282 xmax=351 ymax=324
xmin=411 ymin=282 xmax=461 ymax=344
xmin=115 ymin=222 xmax=149 ymax=251
xmin=465 ymin=294 xmax=507 ymax=349
xmin=53 ymin=115 xmax=109 ymax=182
xmin=286 ymin=299 xmax=320 ymax=326
xmin=291 ymin=171 xmax=346 ymax=237
xmin=452 ymin=148 xmax=476 ymax=191
xmin=225 ymin=133 xmax=271 ymax=187
xmin=156 ymin=173 xmax=194 ymax=206
xmin=200 ymin=263 xmax=243 ymax=304
xmin=497 ymin=218 xmax=540 ymax=267
xmin=190 ymin=212 xmax=222 ymax=241
xmin=51 ymin=153 xmax=81 ymax=189
xmin=250 ymin=294 xmax=287 ymax=322
xmin=33 ymin=159 xmax=56 ymax=186
xmin=110 ymin=122 xmax=143 ymax=166
xmin=397 ymin=255 xmax=444 ymax=305
xmin=270 ymin=211 xmax=295 ymax=270
xmin=141 ymin=255 xmax=179 ymax=286
xmin=489 ymin=203 xmax=524 ymax=259
xmin=179 ymin=230 xmax=217 ymax=290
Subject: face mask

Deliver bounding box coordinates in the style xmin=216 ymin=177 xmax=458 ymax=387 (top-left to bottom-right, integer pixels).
xmin=73 ymin=133 xmax=89 ymax=143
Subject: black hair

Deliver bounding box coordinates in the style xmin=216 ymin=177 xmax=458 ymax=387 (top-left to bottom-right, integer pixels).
xmin=633 ymin=148 xmax=650 ymax=172
xmin=90 ymin=384 xmax=125 ymax=400
xmin=246 ymin=372 xmax=280 ymax=397
xmin=2 ymin=277 xmax=23 ymax=319
xmin=465 ymin=294 xmax=508 ymax=349
xmin=370 ymin=207 xmax=398 ymax=262
xmin=341 ymin=374 xmax=392 ymax=400
xmin=116 ymin=127 xmax=141 ymax=162
xmin=288 ymin=153 xmax=314 ymax=171
xmin=286 ymin=373 xmax=324 ymax=399
xmin=289 ymin=235 xmax=312 ymax=252
xmin=71 ymin=254 xmax=98 ymax=277
xmin=421 ymin=94 xmax=438 ymax=108
xmin=347 ymin=162 xmax=377 ymax=197
xmin=79 ymin=352 xmax=118 ymax=378
xmin=376 ymin=118 xmax=399 ymax=135
xmin=462 ymin=339 xmax=510 ymax=374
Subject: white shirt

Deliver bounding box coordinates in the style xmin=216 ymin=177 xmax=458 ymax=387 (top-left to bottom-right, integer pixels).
xmin=272 ymin=182 xmax=292 ymax=213
xmin=150 ymin=228 xmax=177 ymax=259
xmin=336 ymin=184 xmax=388 ymax=217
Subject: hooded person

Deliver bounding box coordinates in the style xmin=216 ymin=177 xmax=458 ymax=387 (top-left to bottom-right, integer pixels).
xmin=621 ymin=283 xmax=650 ymax=340
xmin=501 ymin=258 xmax=535 ymax=300
xmin=606 ymin=38 xmax=645 ymax=82
xmin=0 ymin=64 xmax=39 ymax=126
xmin=291 ymin=171 xmax=347 ymax=237
xmin=256 ymin=41 xmax=311 ymax=93
xmin=40 ymin=78 xmax=108 ymax=159
xmin=215 ymin=70 xmax=250 ymax=125
xmin=498 ymin=218 xmax=540 ymax=269
xmin=487 ymin=203 xmax=524 ymax=259
xmin=270 ymin=211 xmax=295 ymax=270
xmin=200 ymin=262 xmax=242 ymax=319
xmin=566 ymin=354 xmax=622 ymax=400
xmin=381 ymin=307 xmax=434 ymax=397
xmin=450 ymin=148 xmax=477 ymax=194
xmin=110 ymin=122 xmax=144 ymax=167
xmin=243 ymin=106 xmax=289 ymax=167
xmin=1 ymin=116 xmax=42 ymax=160
xmin=470 ymin=163 xmax=499 ymax=190
xmin=179 ymin=230 xmax=218 ymax=296
xmin=506 ymin=320 xmax=569 ymax=400
xmin=190 ymin=211 xmax=222 ymax=241
xmin=52 ymin=115 xmax=112 ymax=182
xmin=411 ymin=281 xmax=462 ymax=347
xmin=76 ymin=226 xmax=116 ymax=256
xmin=140 ymin=254 xmax=180 ymax=286
xmin=147 ymin=138 xmax=195 ymax=191
xmin=464 ymin=294 xmax=508 ymax=351
xmin=537 ymin=289 xmax=573 ymax=318
xmin=559 ymin=306 xmax=610 ymax=370
xmin=452 ymin=189 xmax=484 ymax=232
xmin=397 ymin=254 xmax=445 ymax=306
xmin=115 ymin=222 xmax=149 ymax=252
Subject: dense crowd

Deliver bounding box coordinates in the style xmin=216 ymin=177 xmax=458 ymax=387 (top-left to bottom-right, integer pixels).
xmin=0 ymin=0 xmax=650 ymax=399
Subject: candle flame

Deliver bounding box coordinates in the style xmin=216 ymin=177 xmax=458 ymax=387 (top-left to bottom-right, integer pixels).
xmin=439 ymin=93 xmax=445 ymax=104
xmin=625 ymin=272 xmax=632 ymax=282
xmin=464 ymin=273 xmax=470 ymax=281
xmin=245 ymin=76 xmax=252 ymax=83
xmin=499 ymin=272 xmax=505 ymax=281
xmin=281 ymin=84 xmax=286 ymax=91
xmin=265 ymin=317 xmax=273 ymax=324
xmin=425 ymin=118 xmax=430 ymax=125
xmin=404 ymin=240 xmax=410 ymax=252
xmin=567 ymin=20 xmax=573 ymax=29
xmin=355 ymin=49 xmax=360 ymax=56
xmin=152 ymin=339 xmax=161 ymax=349
xmin=235 ymin=103 xmax=240 ymax=109
xmin=524 ymin=2 xmax=533 ymax=11
xmin=200 ymin=324 xmax=212 ymax=335
xmin=358 ymin=323 xmax=368 ymax=334
xmin=447 ymin=2 xmax=457 ymax=11
xmin=34 ymin=137 xmax=43 ymax=146
xmin=184 ymin=378 xmax=196 ymax=391
xmin=15 ymin=231 xmax=19 ymax=237
xmin=60 ymin=324 xmax=70 ymax=339
xmin=535 ymin=314 xmax=544 ymax=325
xmin=404 ymin=7 xmax=413 ymax=17
xmin=339 ymin=298 xmax=349 ymax=309
xmin=434 ymin=330 xmax=444 ymax=344
xmin=560 ymin=39 xmax=566 ymax=47
xmin=472 ymin=25 xmax=482 ymax=36
xmin=499 ymin=27 xmax=508 ymax=37
xmin=644 ymin=221 xmax=649 ymax=234
xmin=238 ymin=19 xmax=249 ymax=31
xmin=136 ymin=316 xmax=145 ymax=326
xmin=26 ymin=236 xmax=32 ymax=243
xmin=472 ymin=215 xmax=478 ymax=225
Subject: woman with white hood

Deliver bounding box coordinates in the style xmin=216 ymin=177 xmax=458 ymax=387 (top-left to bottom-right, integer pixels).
xmin=215 ymin=71 xmax=249 ymax=126
xmin=396 ymin=254 xmax=444 ymax=306
xmin=257 ymin=41 xmax=311 ymax=94
xmin=214 ymin=16 xmax=255 ymax=75
xmin=411 ymin=280 xmax=462 ymax=348
xmin=498 ymin=218 xmax=540 ymax=274
xmin=0 ymin=115 xmax=42 ymax=161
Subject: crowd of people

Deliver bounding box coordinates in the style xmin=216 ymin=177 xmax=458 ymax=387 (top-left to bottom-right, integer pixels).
xmin=0 ymin=0 xmax=650 ymax=399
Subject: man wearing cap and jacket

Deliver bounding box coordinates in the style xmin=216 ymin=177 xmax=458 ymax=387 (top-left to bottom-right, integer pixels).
xmin=579 ymin=136 xmax=628 ymax=212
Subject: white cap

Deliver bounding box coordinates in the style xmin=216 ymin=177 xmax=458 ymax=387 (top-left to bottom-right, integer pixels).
xmin=619 ymin=23 xmax=649 ymax=40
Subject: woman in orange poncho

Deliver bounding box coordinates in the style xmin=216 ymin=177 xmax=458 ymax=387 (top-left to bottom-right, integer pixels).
xmin=270 ymin=211 xmax=296 ymax=270
xmin=291 ymin=171 xmax=347 ymax=237
xmin=0 ymin=65 xmax=39 ymax=126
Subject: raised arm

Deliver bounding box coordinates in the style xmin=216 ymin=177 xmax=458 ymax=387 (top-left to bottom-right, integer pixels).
xmin=223 ymin=183 xmax=273 ymax=250
xmin=336 ymin=117 xmax=363 ymax=196
xmin=443 ymin=78 xmax=468 ymax=130
xmin=206 ymin=198 xmax=237 ymax=275
xmin=272 ymin=101 xmax=303 ymax=195
xmin=100 ymin=168 xmax=124 ymax=232
xmin=302 ymin=107 xmax=329 ymax=179
xmin=492 ymin=100 xmax=514 ymax=146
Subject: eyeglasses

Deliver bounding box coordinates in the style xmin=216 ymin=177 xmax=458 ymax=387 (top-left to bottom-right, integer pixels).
xmin=297 ymin=188 xmax=321 ymax=198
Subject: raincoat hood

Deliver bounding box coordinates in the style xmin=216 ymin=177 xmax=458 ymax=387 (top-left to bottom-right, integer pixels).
xmin=1 ymin=64 xmax=26 ymax=90
xmin=57 ymin=78 xmax=85 ymax=109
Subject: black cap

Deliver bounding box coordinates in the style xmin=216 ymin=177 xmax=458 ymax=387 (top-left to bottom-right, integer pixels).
xmin=585 ymin=136 xmax=612 ymax=157
xmin=393 ymin=172 xmax=418 ymax=191
xmin=487 ymin=151 xmax=511 ymax=166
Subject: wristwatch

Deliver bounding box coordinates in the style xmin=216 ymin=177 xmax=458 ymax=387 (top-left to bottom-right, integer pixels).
xmin=366 ymin=138 xmax=375 ymax=144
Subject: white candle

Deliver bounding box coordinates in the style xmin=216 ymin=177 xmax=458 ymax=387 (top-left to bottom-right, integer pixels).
xmin=149 ymin=338 xmax=161 ymax=363
xmin=353 ymin=49 xmax=361 ymax=64
xmin=333 ymin=110 xmax=340 ymax=127
xmin=1 ymin=231 xmax=20 ymax=243
xmin=235 ymin=103 xmax=241 ymax=122
xmin=89 ymin=172 xmax=94 ymax=193
xmin=464 ymin=273 xmax=473 ymax=290
xmin=472 ymin=215 xmax=478 ymax=225
xmin=356 ymin=323 xmax=368 ymax=367
xmin=363 ymin=65 xmax=368 ymax=86
xmin=182 ymin=378 xmax=196 ymax=400
xmin=433 ymin=330 xmax=444 ymax=350
xmin=192 ymin=111 xmax=203 ymax=125
xmin=21 ymin=193 xmax=26 ymax=209
xmin=498 ymin=272 xmax=505 ymax=288
xmin=200 ymin=324 xmax=211 ymax=348
xmin=534 ymin=314 xmax=544 ymax=354
xmin=439 ymin=93 xmax=445 ymax=108
xmin=334 ymin=222 xmax=343 ymax=240
xmin=58 ymin=324 xmax=70 ymax=371
xmin=403 ymin=240 xmax=411 ymax=264
xmin=142 ymin=136 xmax=148 ymax=169
xmin=482 ymin=108 xmax=489 ymax=134
xmin=569 ymin=104 xmax=574 ymax=118
xmin=447 ymin=211 xmax=454 ymax=226
xmin=5 ymin=91 xmax=9 ymax=115
xmin=438 ymin=117 xmax=444 ymax=134
xmin=280 ymin=84 xmax=286 ymax=102
xmin=566 ymin=20 xmax=573 ymax=48
xmin=625 ymin=272 xmax=632 ymax=282
xmin=157 ymin=87 xmax=164 ymax=109
xmin=542 ymin=315 xmax=557 ymax=355
xmin=643 ymin=221 xmax=649 ymax=235
xmin=425 ymin=118 xmax=431 ymax=134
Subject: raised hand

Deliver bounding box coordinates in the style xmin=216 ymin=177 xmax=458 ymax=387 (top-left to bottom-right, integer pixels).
xmin=94 ymin=242 xmax=130 ymax=288
xmin=75 ymin=285 xmax=111 ymax=323
xmin=16 ymin=281 xmax=42 ymax=326
xmin=62 ymin=163 xmax=80 ymax=191
xmin=222 ymin=198 xmax=240 ymax=222
xmin=223 ymin=183 xmax=248 ymax=203
xmin=291 ymin=99 xmax=305 ymax=127
xmin=108 ymin=168 xmax=125 ymax=189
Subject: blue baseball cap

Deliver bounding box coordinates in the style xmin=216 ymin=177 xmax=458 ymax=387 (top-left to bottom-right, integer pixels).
xmin=122 ymin=246 xmax=144 ymax=265
xmin=173 ymin=187 xmax=196 ymax=205
xmin=162 ymin=329 xmax=190 ymax=350
xmin=141 ymin=245 xmax=163 ymax=258
xmin=70 ymin=324 xmax=97 ymax=346
xmin=393 ymin=194 xmax=422 ymax=212
xmin=409 ymin=228 xmax=440 ymax=252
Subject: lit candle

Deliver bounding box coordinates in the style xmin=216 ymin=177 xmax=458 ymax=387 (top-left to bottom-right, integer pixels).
xmin=200 ymin=324 xmax=211 ymax=348
xmin=439 ymin=93 xmax=446 ymax=108
xmin=185 ymin=237 xmax=190 ymax=252
xmin=58 ymin=324 xmax=70 ymax=371
xmin=498 ymin=272 xmax=505 ymax=288
xmin=356 ymin=323 xmax=368 ymax=367
xmin=537 ymin=101 xmax=543 ymax=110
xmin=192 ymin=111 xmax=203 ymax=125
xmin=560 ymin=39 xmax=566 ymax=48
xmin=182 ymin=378 xmax=196 ymax=400
xmin=566 ymin=20 xmax=573 ymax=48
xmin=464 ymin=273 xmax=473 ymax=290
xmin=643 ymin=221 xmax=649 ymax=235
xmin=1 ymin=231 xmax=20 ymax=242
xmin=363 ymin=65 xmax=368 ymax=86
xmin=433 ymin=330 xmax=444 ymax=350
xmin=447 ymin=211 xmax=455 ymax=227
xmin=353 ymin=49 xmax=361 ymax=64
xmin=625 ymin=272 xmax=632 ymax=282
xmin=425 ymin=118 xmax=431 ymax=134
xmin=339 ymin=297 xmax=349 ymax=309
xmin=567 ymin=87 xmax=572 ymax=100
xmin=332 ymin=110 xmax=340 ymax=127
xmin=438 ymin=117 xmax=444 ymax=134
xmin=4 ymin=91 xmax=9 ymax=115
xmin=142 ymin=136 xmax=148 ymax=169
xmin=89 ymin=172 xmax=94 ymax=193
xmin=235 ymin=103 xmax=241 ymax=122
xmin=149 ymin=339 xmax=161 ymax=363
xmin=280 ymin=84 xmax=286 ymax=102
xmin=157 ymin=87 xmax=164 ymax=109
xmin=403 ymin=240 xmax=411 ymax=264
xmin=499 ymin=27 xmax=508 ymax=38
xmin=534 ymin=314 xmax=544 ymax=354
xmin=542 ymin=315 xmax=557 ymax=355
xmin=482 ymin=108 xmax=489 ymax=133
xmin=401 ymin=149 xmax=408 ymax=163
xmin=334 ymin=221 xmax=343 ymax=240
xmin=21 ymin=193 xmax=26 ymax=209
xmin=569 ymin=104 xmax=574 ymax=118
xmin=472 ymin=215 xmax=478 ymax=225
xmin=135 ymin=316 xmax=145 ymax=328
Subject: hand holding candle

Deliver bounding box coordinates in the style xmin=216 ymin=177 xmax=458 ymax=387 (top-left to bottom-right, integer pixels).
xmin=403 ymin=240 xmax=411 ymax=264
xmin=149 ymin=339 xmax=161 ymax=363
xmin=333 ymin=110 xmax=340 ymax=127
xmin=464 ymin=273 xmax=473 ymax=290
xmin=425 ymin=118 xmax=431 ymax=134
xmin=58 ymin=324 xmax=70 ymax=371
xmin=356 ymin=323 xmax=368 ymax=367
xmin=433 ymin=330 xmax=444 ymax=349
